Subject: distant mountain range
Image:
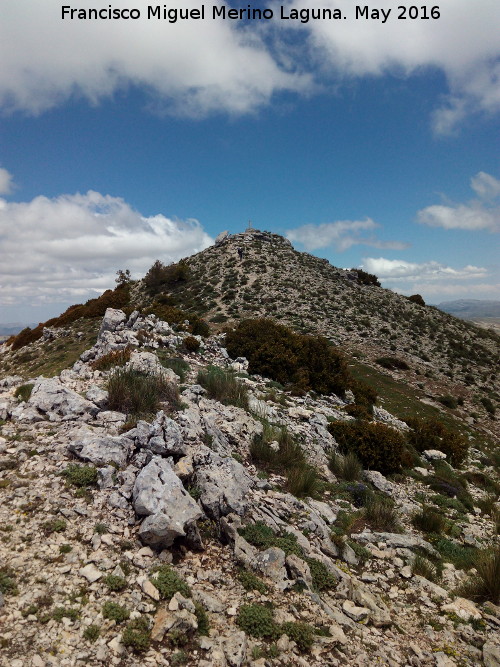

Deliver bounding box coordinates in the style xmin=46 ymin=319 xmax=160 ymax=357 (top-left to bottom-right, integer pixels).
xmin=437 ymin=299 xmax=500 ymax=320
xmin=0 ymin=322 xmax=36 ymax=337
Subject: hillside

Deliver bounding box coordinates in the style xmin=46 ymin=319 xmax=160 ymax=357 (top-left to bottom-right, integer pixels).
xmin=0 ymin=229 xmax=499 ymax=666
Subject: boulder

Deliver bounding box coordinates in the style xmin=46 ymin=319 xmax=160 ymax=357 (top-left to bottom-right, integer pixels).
xmin=353 ymin=531 xmax=440 ymax=557
xmin=133 ymin=456 xmax=203 ymax=548
xmin=68 ymin=434 xmax=134 ymax=468
xmin=254 ymin=547 xmax=288 ymax=588
xmin=98 ymin=308 xmax=126 ymax=338
xmin=194 ymin=449 xmax=253 ymax=520
xmin=28 ymin=377 xmax=99 ymax=419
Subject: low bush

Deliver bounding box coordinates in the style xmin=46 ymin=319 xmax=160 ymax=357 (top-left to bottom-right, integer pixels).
xmin=83 ymin=625 xmax=100 ymax=642
xmin=91 ymin=347 xmax=131 ymax=371
xmin=285 ymin=465 xmax=321 ymax=498
xmin=412 ymin=555 xmax=439 ymax=581
xmin=304 ymin=558 xmax=337 ymax=592
xmin=150 ymin=565 xmax=191 ymax=600
xmin=14 ymin=384 xmax=34 ymax=402
xmin=407 ymin=294 xmax=426 ymax=306
xmin=328 ymin=421 xmax=405 ymax=474
xmin=184 ymin=336 xmax=200 ymax=352
xmin=60 ymin=464 xmax=98 ymax=488
xmin=147 ymin=300 xmax=209 ymax=337
xmin=122 ymin=616 xmax=151 ymax=653
xmin=0 ymin=567 xmax=17 ymax=595
xmin=236 ymin=604 xmax=279 ymax=640
xmin=102 ymin=601 xmax=130 ymax=623
xmin=375 ymin=357 xmax=410 ymax=371
xmin=364 ymin=497 xmax=400 ymax=532
xmin=329 ymin=452 xmax=362 ymax=481
xmin=458 ymin=547 xmax=499 ymax=603
xmin=280 ymin=621 xmax=315 ymax=652
xmin=107 ymin=368 xmax=180 ymax=417
xmin=103 ymin=575 xmax=127 ymax=592
xmin=412 ymin=506 xmax=446 ymax=534
xmin=238 ymin=569 xmax=268 ymax=594
xmin=194 ymin=602 xmax=210 ymax=636
xmin=197 ymin=366 xmax=248 ymax=409
xmin=437 ymin=395 xmax=458 ymax=409
xmin=432 ymin=537 xmax=476 ymax=570
xmin=225 ymin=318 xmax=350 ymax=397
xmin=351 ymin=269 xmax=380 ymax=287
xmin=406 ymin=417 xmax=468 ymax=467
xmin=157 ymin=354 xmax=189 ymax=382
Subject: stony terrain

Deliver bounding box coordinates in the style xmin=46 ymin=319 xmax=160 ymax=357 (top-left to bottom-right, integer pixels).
xmin=1 ymin=306 xmax=499 ymax=667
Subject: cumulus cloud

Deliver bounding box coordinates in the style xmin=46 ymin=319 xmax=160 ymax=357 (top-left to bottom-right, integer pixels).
xmin=0 ymin=0 xmax=311 ymax=117
xmin=0 ymin=190 xmax=213 ymax=308
xmin=0 ymin=167 xmax=14 ymax=194
xmin=361 ymin=257 xmax=488 ymax=281
xmin=417 ymin=171 xmax=500 ymax=231
xmin=1 ymin=1 xmax=499 ymax=129
xmin=286 ymin=219 xmax=408 ymax=252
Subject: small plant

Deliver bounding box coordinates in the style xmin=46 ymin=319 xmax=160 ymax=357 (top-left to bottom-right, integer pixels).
xmin=280 ymin=621 xmax=315 ymax=652
xmin=364 ymin=497 xmax=400 ymax=532
xmin=102 ymin=601 xmax=130 ymax=623
xmin=329 ymin=452 xmax=362 ymax=481
xmin=60 ymin=464 xmax=98 ymax=488
xmin=238 ymin=569 xmax=268 ymax=594
xmin=107 ymin=367 xmax=180 ymax=417
xmin=458 ymin=546 xmax=500 ymax=604
xmin=305 ymin=558 xmax=337 ymax=592
xmin=14 ymin=383 xmax=34 ymax=402
xmin=197 ymin=366 xmax=249 ymax=409
xmin=59 ymin=544 xmax=72 ymax=554
xmin=375 ymin=357 xmax=409 ymax=371
xmin=157 ymin=354 xmax=189 ymax=382
xmin=184 ymin=335 xmax=200 ymax=352
xmin=437 ymin=395 xmax=458 ymax=409
xmin=432 ymin=537 xmax=476 ymax=570
xmin=194 ymin=602 xmax=210 ymax=636
xmin=103 ymin=575 xmax=127 ymax=592
xmin=412 ymin=555 xmax=439 ymax=582
xmin=236 ymin=604 xmax=279 ymax=640
xmin=52 ymin=607 xmax=79 ymax=622
xmin=83 ymin=625 xmax=100 ymax=642
xmin=0 ymin=567 xmax=18 ymax=595
xmin=412 ymin=506 xmax=446 ymax=534
xmin=285 ymin=465 xmax=321 ymax=498
xmin=91 ymin=347 xmax=131 ymax=371
xmin=171 ymin=651 xmax=189 ymax=665
xmin=406 ymin=417 xmax=468 ymax=467
xmin=42 ymin=518 xmax=66 ymax=535
xmin=150 ymin=565 xmax=191 ymax=600
xmin=122 ymin=616 xmax=151 ymax=653
xmin=94 ymin=522 xmax=109 ymax=535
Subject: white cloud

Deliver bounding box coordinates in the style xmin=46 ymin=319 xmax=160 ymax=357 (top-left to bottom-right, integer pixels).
xmin=0 ymin=167 xmax=14 ymax=194
xmin=286 ymin=219 xmax=408 ymax=251
xmin=0 ymin=0 xmax=311 ymax=117
xmin=417 ymin=171 xmax=500 ymax=231
xmin=1 ymin=1 xmax=499 ymax=129
xmin=361 ymin=257 xmax=488 ymax=281
xmin=0 ymin=190 xmax=213 ymax=308
xmin=471 ymin=171 xmax=500 ymax=199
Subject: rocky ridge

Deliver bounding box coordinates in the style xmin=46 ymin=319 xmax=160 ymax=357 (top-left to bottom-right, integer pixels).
xmin=0 ymin=307 xmax=499 ymax=666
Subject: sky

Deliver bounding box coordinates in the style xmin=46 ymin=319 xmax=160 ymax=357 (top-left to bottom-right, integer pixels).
xmin=1 ymin=0 xmax=499 ymax=324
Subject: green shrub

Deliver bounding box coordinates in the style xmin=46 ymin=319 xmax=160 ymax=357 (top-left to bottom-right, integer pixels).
xmin=197 ymin=366 xmax=248 ymax=409
xmin=329 ymin=452 xmax=362 ymax=481
xmin=122 ymin=616 xmax=151 ymax=652
xmin=225 ymin=318 xmax=350 ymax=396
xmin=364 ymin=497 xmax=400 ymax=532
xmin=91 ymin=347 xmax=131 ymax=371
xmin=238 ymin=523 xmax=303 ymax=557
xmin=280 ymin=622 xmax=315 ymax=652
xmin=412 ymin=555 xmax=439 ymax=581
xmin=194 ymin=602 xmax=210 ymax=635
xmin=437 ymin=395 xmax=458 ymax=409
xmin=351 ymin=269 xmax=380 ymax=287
xmin=328 ymin=421 xmax=405 ymax=474
xmin=406 ymin=417 xmax=468 ymax=467
xmin=236 ymin=604 xmax=279 ymax=639
xmin=480 ymin=397 xmax=496 ymax=416
xmin=407 ymin=294 xmax=426 ymax=306
xmin=147 ymin=301 xmax=209 ymax=337
xmin=102 ymin=601 xmax=130 ymax=623
xmin=350 ymin=380 xmax=378 ymax=417
xmin=14 ymin=384 xmax=34 ymax=402
xmin=459 ymin=547 xmax=500 ymax=604
xmin=42 ymin=518 xmax=66 ymax=535
xmin=432 ymin=537 xmax=476 ymax=570
xmin=53 ymin=607 xmax=79 ymax=622
xmin=144 ymin=259 xmax=190 ymax=294
xmin=83 ymin=625 xmax=100 ymax=642
xmin=412 ymin=507 xmax=446 ymax=534
xmin=0 ymin=567 xmax=17 ymax=595
xmin=157 ymin=354 xmax=189 ymax=382
xmin=184 ymin=336 xmax=200 ymax=352
xmin=285 ymin=465 xmax=321 ymax=498
xmin=107 ymin=368 xmax=180 ymax=417
xmin=304 ymin=558 xmax=336 ymax=591
xmin=103 ymin=575 xmax=127 ymax=592
xmin=375 ymin=357 xmax=409 ymax=371
xmin=61 ymin=464 xmax=98 ymax=488
xmin=238 ymin=569 xmax=268 ymax=594
xmin=150 ymin=565 xmax=191 ymax=600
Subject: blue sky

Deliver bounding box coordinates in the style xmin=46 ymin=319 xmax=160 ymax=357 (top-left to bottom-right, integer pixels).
xmin=1 ymin=0 xmax=499 ymax=323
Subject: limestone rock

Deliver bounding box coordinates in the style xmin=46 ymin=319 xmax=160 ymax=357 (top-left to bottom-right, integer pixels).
xmin=133 ymin=456 xmax=203 ymax=548
xmin=68 ymin=434 xmax=134 ymax=468
xmin=28 ymin=377 xmax=99 ymax=419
